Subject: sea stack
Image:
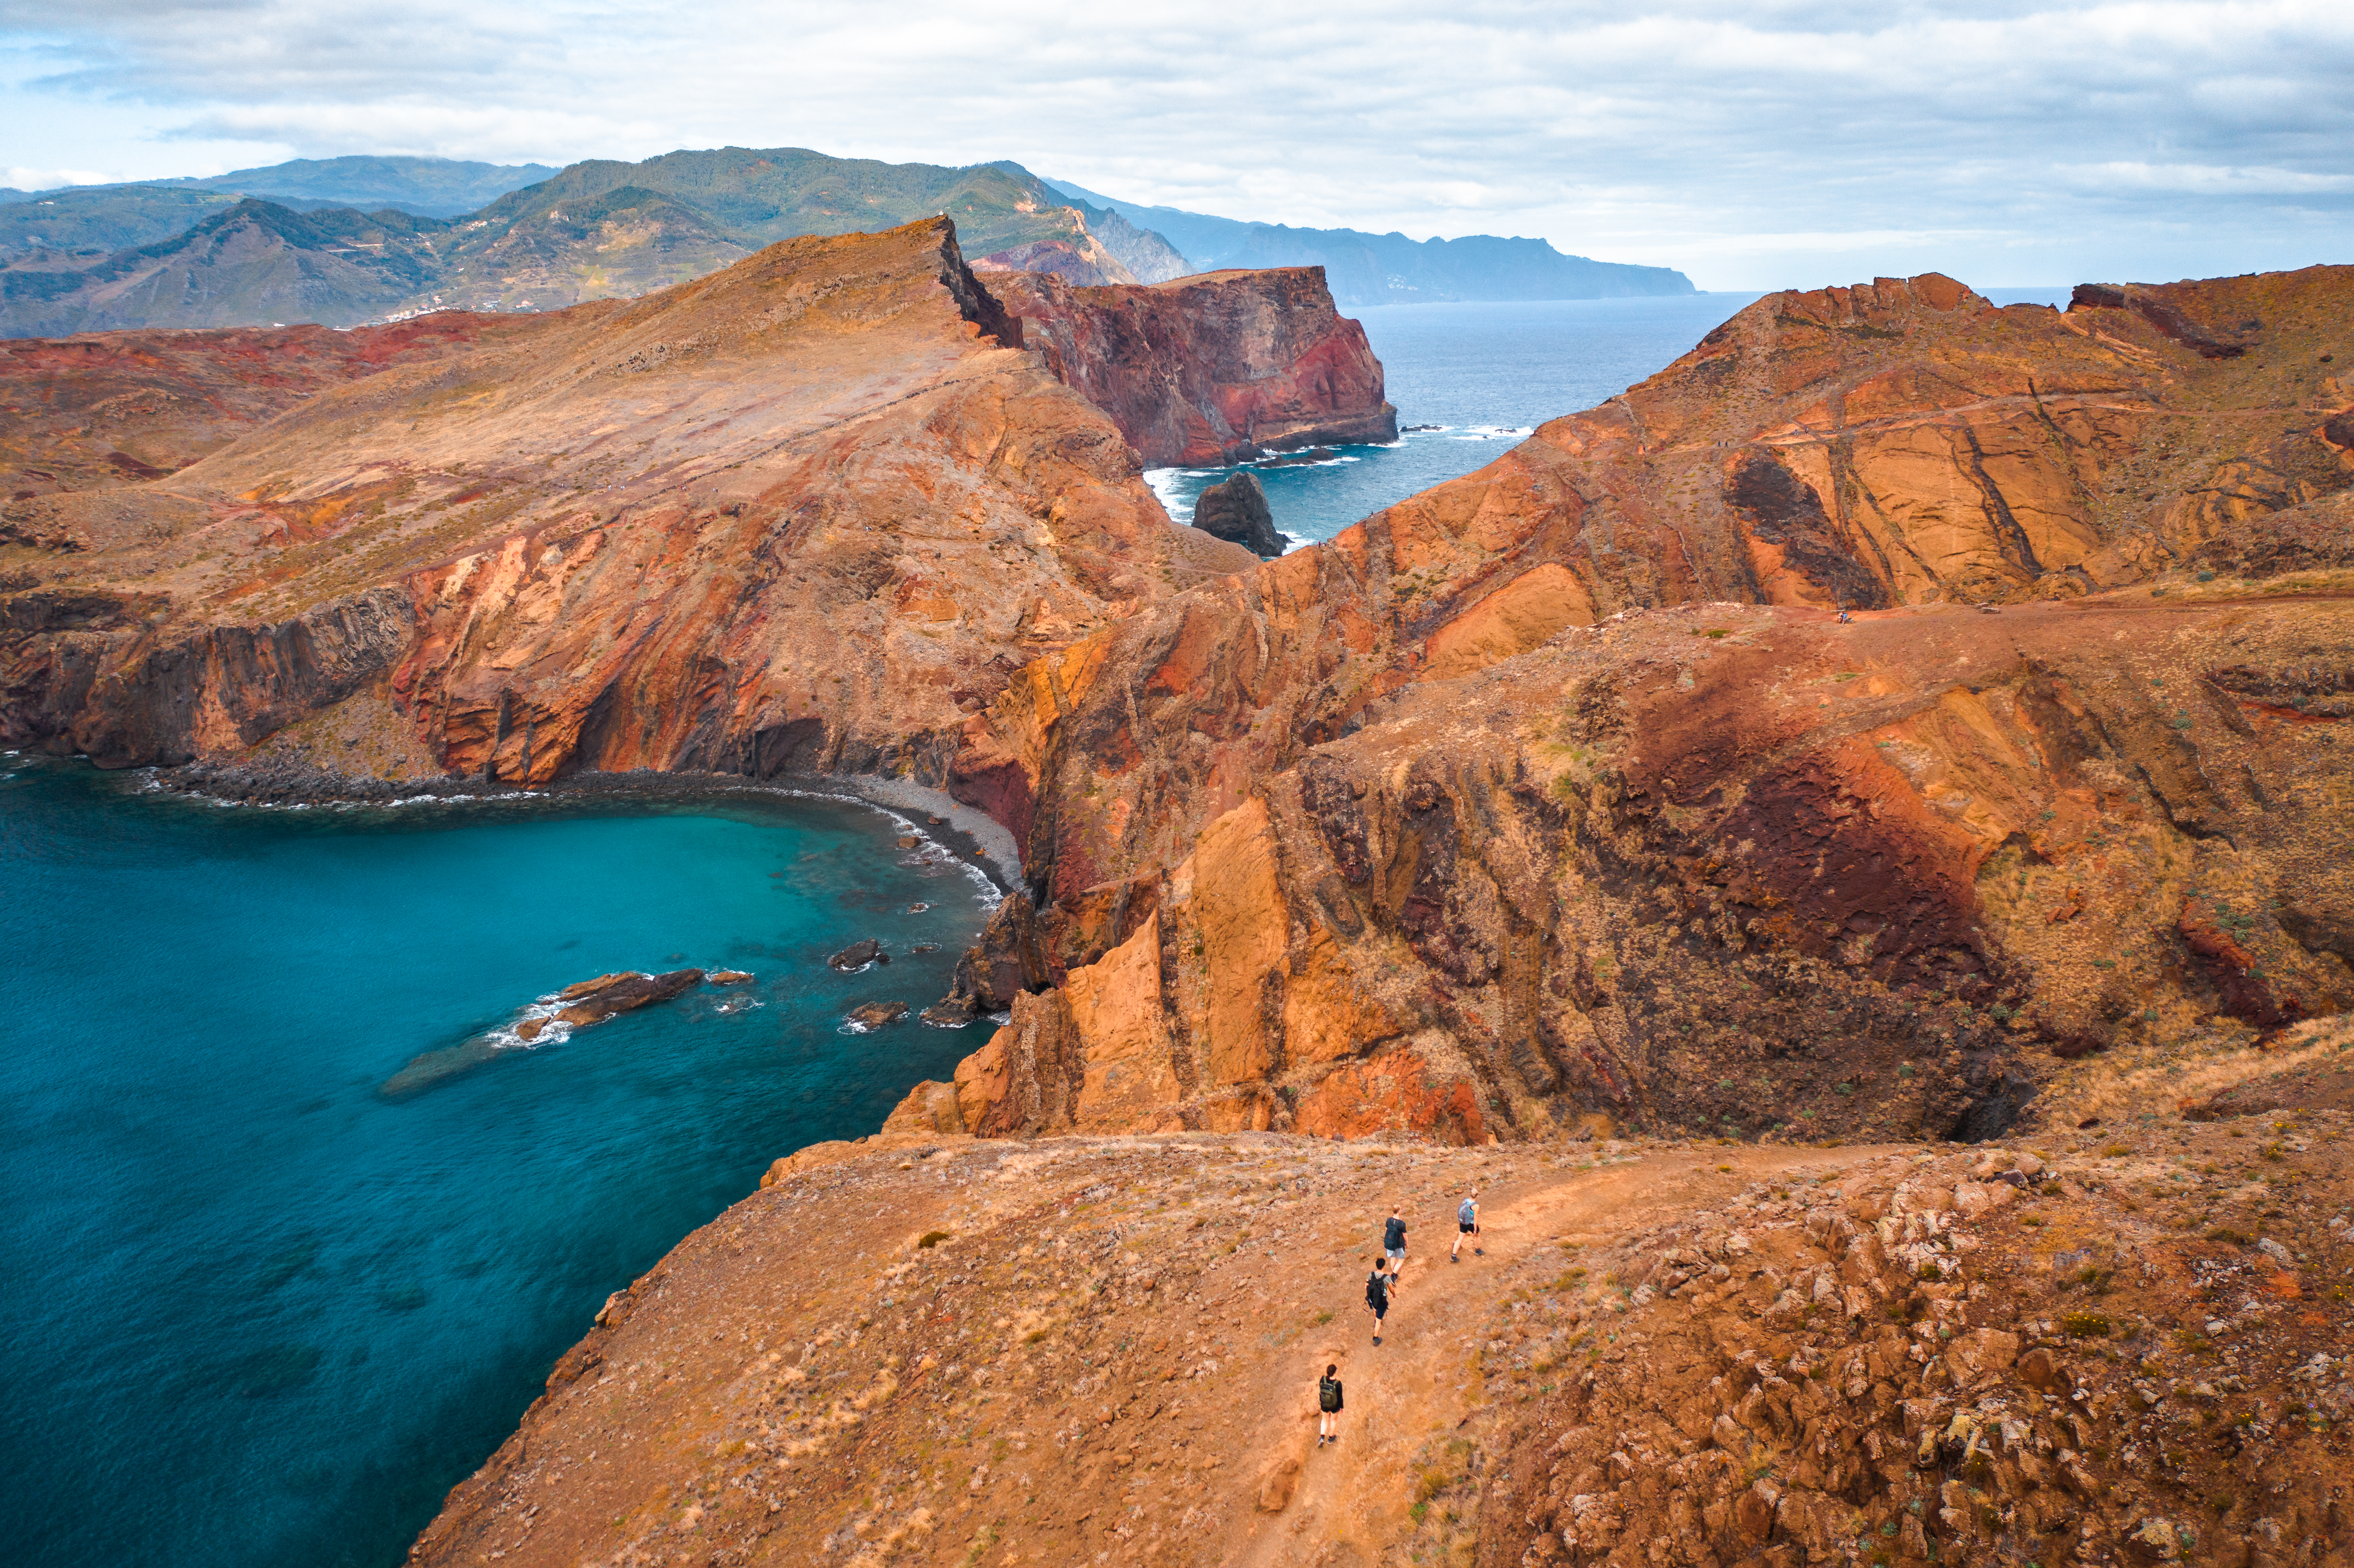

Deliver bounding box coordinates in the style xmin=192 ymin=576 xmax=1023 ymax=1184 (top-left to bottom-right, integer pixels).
xmin=1191 ymin=471 xmax=1284 ymax=557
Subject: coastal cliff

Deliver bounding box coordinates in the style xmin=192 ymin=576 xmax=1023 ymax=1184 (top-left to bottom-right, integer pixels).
xmin=904 ymin=268 xmax=2354 ymax=1144
xmin=0 ymin=219 xmax=1268 ymax=780
xmin=990 ymin=268 xmax=1399 ymax=465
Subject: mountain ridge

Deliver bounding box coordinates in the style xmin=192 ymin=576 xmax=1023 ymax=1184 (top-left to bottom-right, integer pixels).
xmin=1039 ymin=173 xmax=1697 ymax=305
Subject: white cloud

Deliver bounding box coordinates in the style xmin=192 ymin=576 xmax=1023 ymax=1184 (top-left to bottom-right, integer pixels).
xmin=1 ymin=0 xmax=2350 ymax=287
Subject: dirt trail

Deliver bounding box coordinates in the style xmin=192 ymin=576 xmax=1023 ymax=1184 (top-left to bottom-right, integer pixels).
xmin=1232 ymin=1146 xmax=1881 ymax=1566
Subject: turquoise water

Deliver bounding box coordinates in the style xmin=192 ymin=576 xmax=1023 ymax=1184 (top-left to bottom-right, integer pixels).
xmin=0 ymin=758 xmax=993 ymax=1568
xmin=1148 ymin=287 xmax=2074 ymax=547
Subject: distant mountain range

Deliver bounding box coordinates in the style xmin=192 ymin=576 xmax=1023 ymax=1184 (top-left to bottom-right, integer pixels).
xmin=0 ymin=149 xmax=1691 ymax=337
xmin=1036 ymin=174 xmax=1694 ymax=306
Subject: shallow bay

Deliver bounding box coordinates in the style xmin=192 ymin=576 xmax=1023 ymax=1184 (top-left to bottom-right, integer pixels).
xmin=0 ymin=760 xmax=991 ymax=1567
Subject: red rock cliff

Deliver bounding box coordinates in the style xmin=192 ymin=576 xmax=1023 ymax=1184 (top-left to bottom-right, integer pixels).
xmin=898 ymin=267 xmax=2354 ymax=1146
xmin=990 ymin=267 xmax=1398 ymax=465
xmin=0 ymin=219 xmax=1257 ymax=777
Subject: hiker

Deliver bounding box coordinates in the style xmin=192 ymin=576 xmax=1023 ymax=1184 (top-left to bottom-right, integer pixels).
xmin=1364 ymin=1257 xmax=1392 ymax=1344
xmin=1451 ymin=1190 xmax=1481 ymax=1261
xmin=1382 ymin=1206 xmax=1408 ymax=1285
xmin=1317 ymin=1363 xmax=1344 ymax=1446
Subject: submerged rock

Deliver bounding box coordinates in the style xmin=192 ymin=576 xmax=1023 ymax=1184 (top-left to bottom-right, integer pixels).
xmin=1190 ymin=471 xmax=1284 ymax=558
xmin=555 ymin=969 xmax=704 ymax=1027
xmin=847 ymin=1001 xmax=909 ymax=1030
xmin=828 ymin=939 xmax=887 ymax=971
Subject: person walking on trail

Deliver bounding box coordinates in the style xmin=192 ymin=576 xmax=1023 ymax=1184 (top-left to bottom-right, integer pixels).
xmin=1364 ymin=1257 xmax=1393 ymax=1344
xmin=1382 ymin=1207 xmax=1408 ymax=1285
xmin=1317 ymin=1363 xmax=1344 ymax=1446
xmin=1451 ymin=1191 xmax=1482 ymax=1261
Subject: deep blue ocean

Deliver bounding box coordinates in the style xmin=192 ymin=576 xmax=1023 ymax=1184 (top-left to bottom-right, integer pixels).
xmin=3 ymin=286 xmax=2071 ymax=1568
xmin=0 ymin=760 xmax=993 ymax=1568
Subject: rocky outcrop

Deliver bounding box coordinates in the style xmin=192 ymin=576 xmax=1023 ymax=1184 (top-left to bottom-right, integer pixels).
xmin=1190 ymin=470 xmax=1284 ymax=557
xmin=902 ymin=266 xmax=2354 ymax=1148
xmin=0 ymin=218 xmax=1261 ymax=775
xmin=554 ymin=968 xmax=703 ymax=1026
xmin=989 ymin=267 xmax=1399 ymax=464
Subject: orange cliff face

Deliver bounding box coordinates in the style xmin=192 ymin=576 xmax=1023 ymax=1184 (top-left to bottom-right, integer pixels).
xmin=0 ymin=218 xmax=1261 ymax=776
xmin=899 ymin=267 xmax=2354 ymax=1146
xmin=990 ymin=267 xmax=1398 ymax=465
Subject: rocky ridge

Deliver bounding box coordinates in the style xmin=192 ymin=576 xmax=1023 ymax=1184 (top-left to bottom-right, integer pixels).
xmin=404 ymin=1054 xmax=2354 ymax=1568
xmin=0 ymin=218 xmax=1275 ymax=781
xmin=900 ymin=268 xmax=2354 ymax=1146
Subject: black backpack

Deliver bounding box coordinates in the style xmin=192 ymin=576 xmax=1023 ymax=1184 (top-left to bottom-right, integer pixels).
xmin=1365 ymin=1271 xmax=1388 ymax=1310
xmin=1319 ymin=1375 xmax=1343 ymax=1413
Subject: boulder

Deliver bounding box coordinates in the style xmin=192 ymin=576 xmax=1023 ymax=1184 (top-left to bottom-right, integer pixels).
xmin=828 ymin=939 xmax=887 ymax=971
xmin=555 ymin=969 xmax=705 ymax=1026
xmin=1191 ymin=472 xmax=1285 ymax=558
xmin=515 ymin=1017 xmax=546 ymax=1041
xmin=848 ymin=1001 xmax=910 ymax=1030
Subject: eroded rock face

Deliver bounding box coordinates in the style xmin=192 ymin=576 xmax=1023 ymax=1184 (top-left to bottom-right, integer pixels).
xmin=0 ymin=218 xmax=1260 ymax=775
xmin=990 ymin=267 xmax=1399 ymax=464
xmin=909 ymin=266 xmax=2354 ymax=1147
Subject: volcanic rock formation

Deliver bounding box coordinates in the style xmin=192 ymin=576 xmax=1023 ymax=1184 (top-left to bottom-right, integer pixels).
xmin=1190 ymin=470 xmax=1285 ymax=557
xmin=990 ymin=268 xmax=1399 ymax=464
xmin=0 ymin=218 xmax=1265 ymax=779
xmin=897 ymin=268 xmax=2354 ymax=1147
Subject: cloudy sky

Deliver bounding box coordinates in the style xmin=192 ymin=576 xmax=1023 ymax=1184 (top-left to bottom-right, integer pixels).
xmin=2 ymin=0 xmax=2349 ymax=290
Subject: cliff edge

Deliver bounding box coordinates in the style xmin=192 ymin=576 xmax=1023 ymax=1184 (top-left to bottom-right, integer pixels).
xmin=906 ymin=268 xmax=2354 ymax=1146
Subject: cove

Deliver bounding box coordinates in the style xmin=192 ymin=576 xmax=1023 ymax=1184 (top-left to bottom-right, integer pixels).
xmin=0 ymin=757 xmax=992 ymax=1568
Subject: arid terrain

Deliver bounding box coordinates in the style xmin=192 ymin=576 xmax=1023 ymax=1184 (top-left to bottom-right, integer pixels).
xmin=407 ymin=1017 xmax=2354 ymax=1568
xmin=0 ymin=219 xmax=1385 ymax=786
xmin=4 ymin=241 xmax=2350 ymax=1565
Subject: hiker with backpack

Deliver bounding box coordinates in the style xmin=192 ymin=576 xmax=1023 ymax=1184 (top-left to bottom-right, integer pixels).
xmin=1317 ymin=1363 xmax=1344 ymax=1445
xmin=1451 ymin=1190 xmax=1481 ymax=1261
xmin=1364 ymin=1256 xmax=1393 ymax=1344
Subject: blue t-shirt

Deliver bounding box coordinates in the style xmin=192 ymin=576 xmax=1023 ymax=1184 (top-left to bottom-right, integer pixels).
xmin=1383 ymin=1217 xmax=1407 ymax=1250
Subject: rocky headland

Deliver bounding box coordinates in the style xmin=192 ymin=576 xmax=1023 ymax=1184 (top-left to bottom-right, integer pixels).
xmin=990 ymin=268 xmax=1400 ymax=464
xmin=909 ymin=268 xmax=2354 ymax=1150
xmin=5 ymin=243 xmax=2352 ymax=1566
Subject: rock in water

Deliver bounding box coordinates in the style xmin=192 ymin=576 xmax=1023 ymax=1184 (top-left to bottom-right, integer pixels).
xmin=554 ymin=969 xmax=704 ymax=1027
xmin=827 ymin=939 xmax=887 ymax=971
xmin=847 ymin=1001 xmax=909 ymax=1030
xmin=707 ymin=970 xmax=754 ymax=985
xmin=1191 ymin=472 xmax=1284 ymax=558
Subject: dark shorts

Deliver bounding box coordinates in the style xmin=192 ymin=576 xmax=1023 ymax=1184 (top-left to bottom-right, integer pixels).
xmin=1370 ymin=1301 xmax=1387 ymax=1319
xmin=1459 ymin=1221 xmax=1477 ymax=1234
